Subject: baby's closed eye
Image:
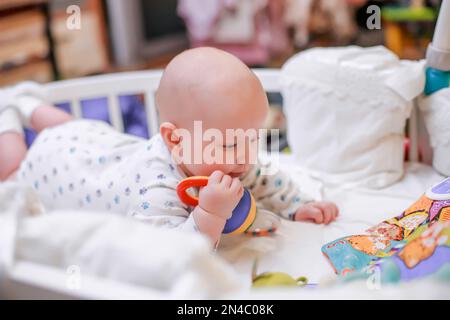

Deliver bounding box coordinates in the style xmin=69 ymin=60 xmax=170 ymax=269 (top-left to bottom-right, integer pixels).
xmin=221 ymin=136 xmax=259 ymax=150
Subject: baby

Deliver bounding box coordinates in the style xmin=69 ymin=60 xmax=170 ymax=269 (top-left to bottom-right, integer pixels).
xmin=0 ymin=47 xmax=338 ymax=245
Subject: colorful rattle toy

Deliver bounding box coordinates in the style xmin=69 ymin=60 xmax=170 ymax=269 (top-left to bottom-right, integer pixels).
xmin=177 ymin=176 xmax=280 ymax=236
xmin=177 ymin=176 xmax=256 ymax=235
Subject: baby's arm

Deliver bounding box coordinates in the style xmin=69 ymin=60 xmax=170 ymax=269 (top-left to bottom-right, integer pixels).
xmin=193 ymin=171 xmax=243 ymax=245
xmin=128 ymin=171 xmax=242 ymax=246
xmin=242 ymin=159 xmax=338 ymax=224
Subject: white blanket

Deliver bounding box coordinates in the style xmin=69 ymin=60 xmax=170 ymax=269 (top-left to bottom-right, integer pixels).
xmin=0 ymin=159 xmax=448 ymax=299
xmin=0 ymin=183 xmax=242 ymax=299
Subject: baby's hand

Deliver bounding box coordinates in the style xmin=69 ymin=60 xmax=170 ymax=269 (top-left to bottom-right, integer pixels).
xmin=198 ymin=170 xmax=244 ymax=220
xmin=294 ymin=201 xmax=339 ymax=225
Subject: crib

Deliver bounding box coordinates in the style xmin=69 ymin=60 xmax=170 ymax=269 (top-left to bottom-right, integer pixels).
xmin=3 ymin=0 xmax=450 ymax=299
xmin=2 ymin=68 xmax=438 ymax=299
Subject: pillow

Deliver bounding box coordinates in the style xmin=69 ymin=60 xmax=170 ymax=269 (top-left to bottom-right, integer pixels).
xmin=418 ymin=88 xmax=450 ymax=176
xmin=281 ymin=46 xmax=425 ymax=188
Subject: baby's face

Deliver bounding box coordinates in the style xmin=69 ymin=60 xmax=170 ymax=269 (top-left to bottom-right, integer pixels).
xmin=172 ymin=74 xmax=268 ymax=178
xmin=178 ymin=110 xmax=266 ymax=179
xmin=157 ymin=47 xmax=269 ymax=179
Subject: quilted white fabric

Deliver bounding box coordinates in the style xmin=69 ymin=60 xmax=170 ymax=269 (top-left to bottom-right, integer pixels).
xmin=281 ymin=46 xmax=426 ymax=188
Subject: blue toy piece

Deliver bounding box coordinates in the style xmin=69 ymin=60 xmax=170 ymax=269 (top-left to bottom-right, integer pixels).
xmin=222 ymin=188 xmax=256 ymax=234
xmin=425 ymin=0 xmax=450 ymax=95
xmin=424 ymin=67 xmax=450 ymax=95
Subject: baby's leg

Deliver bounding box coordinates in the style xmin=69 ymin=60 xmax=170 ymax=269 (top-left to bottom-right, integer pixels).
xmin=0 ymin=105 xmax=73 ymax=181
xmin=0 ymin=132 xmax=27 ymax=181
xmin=30 ymin=105 xmax=74 ymax=133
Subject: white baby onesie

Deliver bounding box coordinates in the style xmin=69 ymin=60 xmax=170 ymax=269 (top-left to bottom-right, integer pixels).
xmin=17 ymin=119 xmax=313 ymax=232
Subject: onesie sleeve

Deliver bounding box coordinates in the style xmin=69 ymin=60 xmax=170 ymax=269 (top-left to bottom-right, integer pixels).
xmin=241 ymin=156 xmax=315 ymax=221
xmin=127 ymin=186 xmax=199 ymax=233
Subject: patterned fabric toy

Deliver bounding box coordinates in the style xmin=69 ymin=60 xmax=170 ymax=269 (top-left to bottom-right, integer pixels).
xmin=322 ymin=178 xmax=450 ymax=283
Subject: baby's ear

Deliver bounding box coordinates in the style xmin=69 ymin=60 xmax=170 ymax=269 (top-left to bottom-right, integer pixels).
xmin=160 ymin=122 xmax=180 ymax=150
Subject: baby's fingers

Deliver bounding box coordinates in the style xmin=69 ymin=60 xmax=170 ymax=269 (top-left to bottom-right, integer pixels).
xmin=323 ymin=206 xmax=334 ymax=225
xmin=230 ymin=177 xmax=243 ymax=194
xmin=327 ymin=203 xmax=339 ymax=223
xmin=310 ymin=207 xmax=325 ymax=224
xmin=314 ymin=202 xmax=339 ymax=224
xmin=220 ymin=174 xmax=232 ymax=187
xmin=333 ymin=205 xmax=340 ymax=218
xmin=295 ymin=206 xmax=323 ymax=224
xmin=209 ymin=170 xmax=224 ymax=184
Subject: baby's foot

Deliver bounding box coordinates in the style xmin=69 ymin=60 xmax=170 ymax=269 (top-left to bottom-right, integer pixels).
xmin=5 ymin=81 xmax=48 ymax=128
xmin=0 ymin=88 xmax=23 ymax=135
xmin=0 ymin=107 xmax=23 ymax=136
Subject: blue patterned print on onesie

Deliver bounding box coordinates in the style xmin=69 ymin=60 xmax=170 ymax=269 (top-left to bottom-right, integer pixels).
xmin=275 ymin=178 xmax=282 ymax=187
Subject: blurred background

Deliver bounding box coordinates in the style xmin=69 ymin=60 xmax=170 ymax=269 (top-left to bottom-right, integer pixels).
xmin=0 ymin=0 xmax=442 ymax=85
xmin=0 ymin=0 xmax=443 ymax=147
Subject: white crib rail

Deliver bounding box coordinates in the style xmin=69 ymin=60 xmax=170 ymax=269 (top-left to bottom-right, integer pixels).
xmin=43 ymin=68 xmax=282 ymax=137
xmin=43 ymin=68 xmax=422 ymax=162
xmin=44 ymin=70 xmax=163 ymax=137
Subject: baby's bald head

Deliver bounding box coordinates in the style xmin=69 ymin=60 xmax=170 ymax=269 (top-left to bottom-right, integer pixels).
xmin=156 ymin=47 xmax=269 ymax=178
xmin=156 ymin=47 xmax=268 ymax=132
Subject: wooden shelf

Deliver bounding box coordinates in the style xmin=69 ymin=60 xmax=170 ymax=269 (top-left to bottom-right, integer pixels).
xmin=0 ymin=0 xmax=57 ymax=86
xmin=0 ymin=9 xmax=48 ymax=68
xmin=0 ymin=60 xmax=52 ymax=86
xmin=51 ymin=0 xmax=110 ymax=78
xmin=0 ymin=0 xmax=47 ymax=12
xmin=0 ymin=0 xmax=110 ymax=85
xmin=0 ymin=9 xmax=46 ymax=43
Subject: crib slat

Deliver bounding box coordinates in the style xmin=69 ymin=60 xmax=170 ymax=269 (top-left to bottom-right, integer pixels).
xmin=259 ymin=129 xmax=268 ymax=152
xmin=253 ymin=69 xmax=281 ymax=92
xmin=408 ymin=102 xmax=419 ymax=162
xmin=71 ymin=100 xmax=82 ymax=118
xmin=145 ymin=91 xmax=159 ymax=138
xmin=108 ymin=95 xmax=124 ymax=133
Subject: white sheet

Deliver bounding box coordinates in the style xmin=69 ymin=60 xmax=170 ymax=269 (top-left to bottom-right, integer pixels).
xmin=0 ymin=158 xmax=447 ymax=299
